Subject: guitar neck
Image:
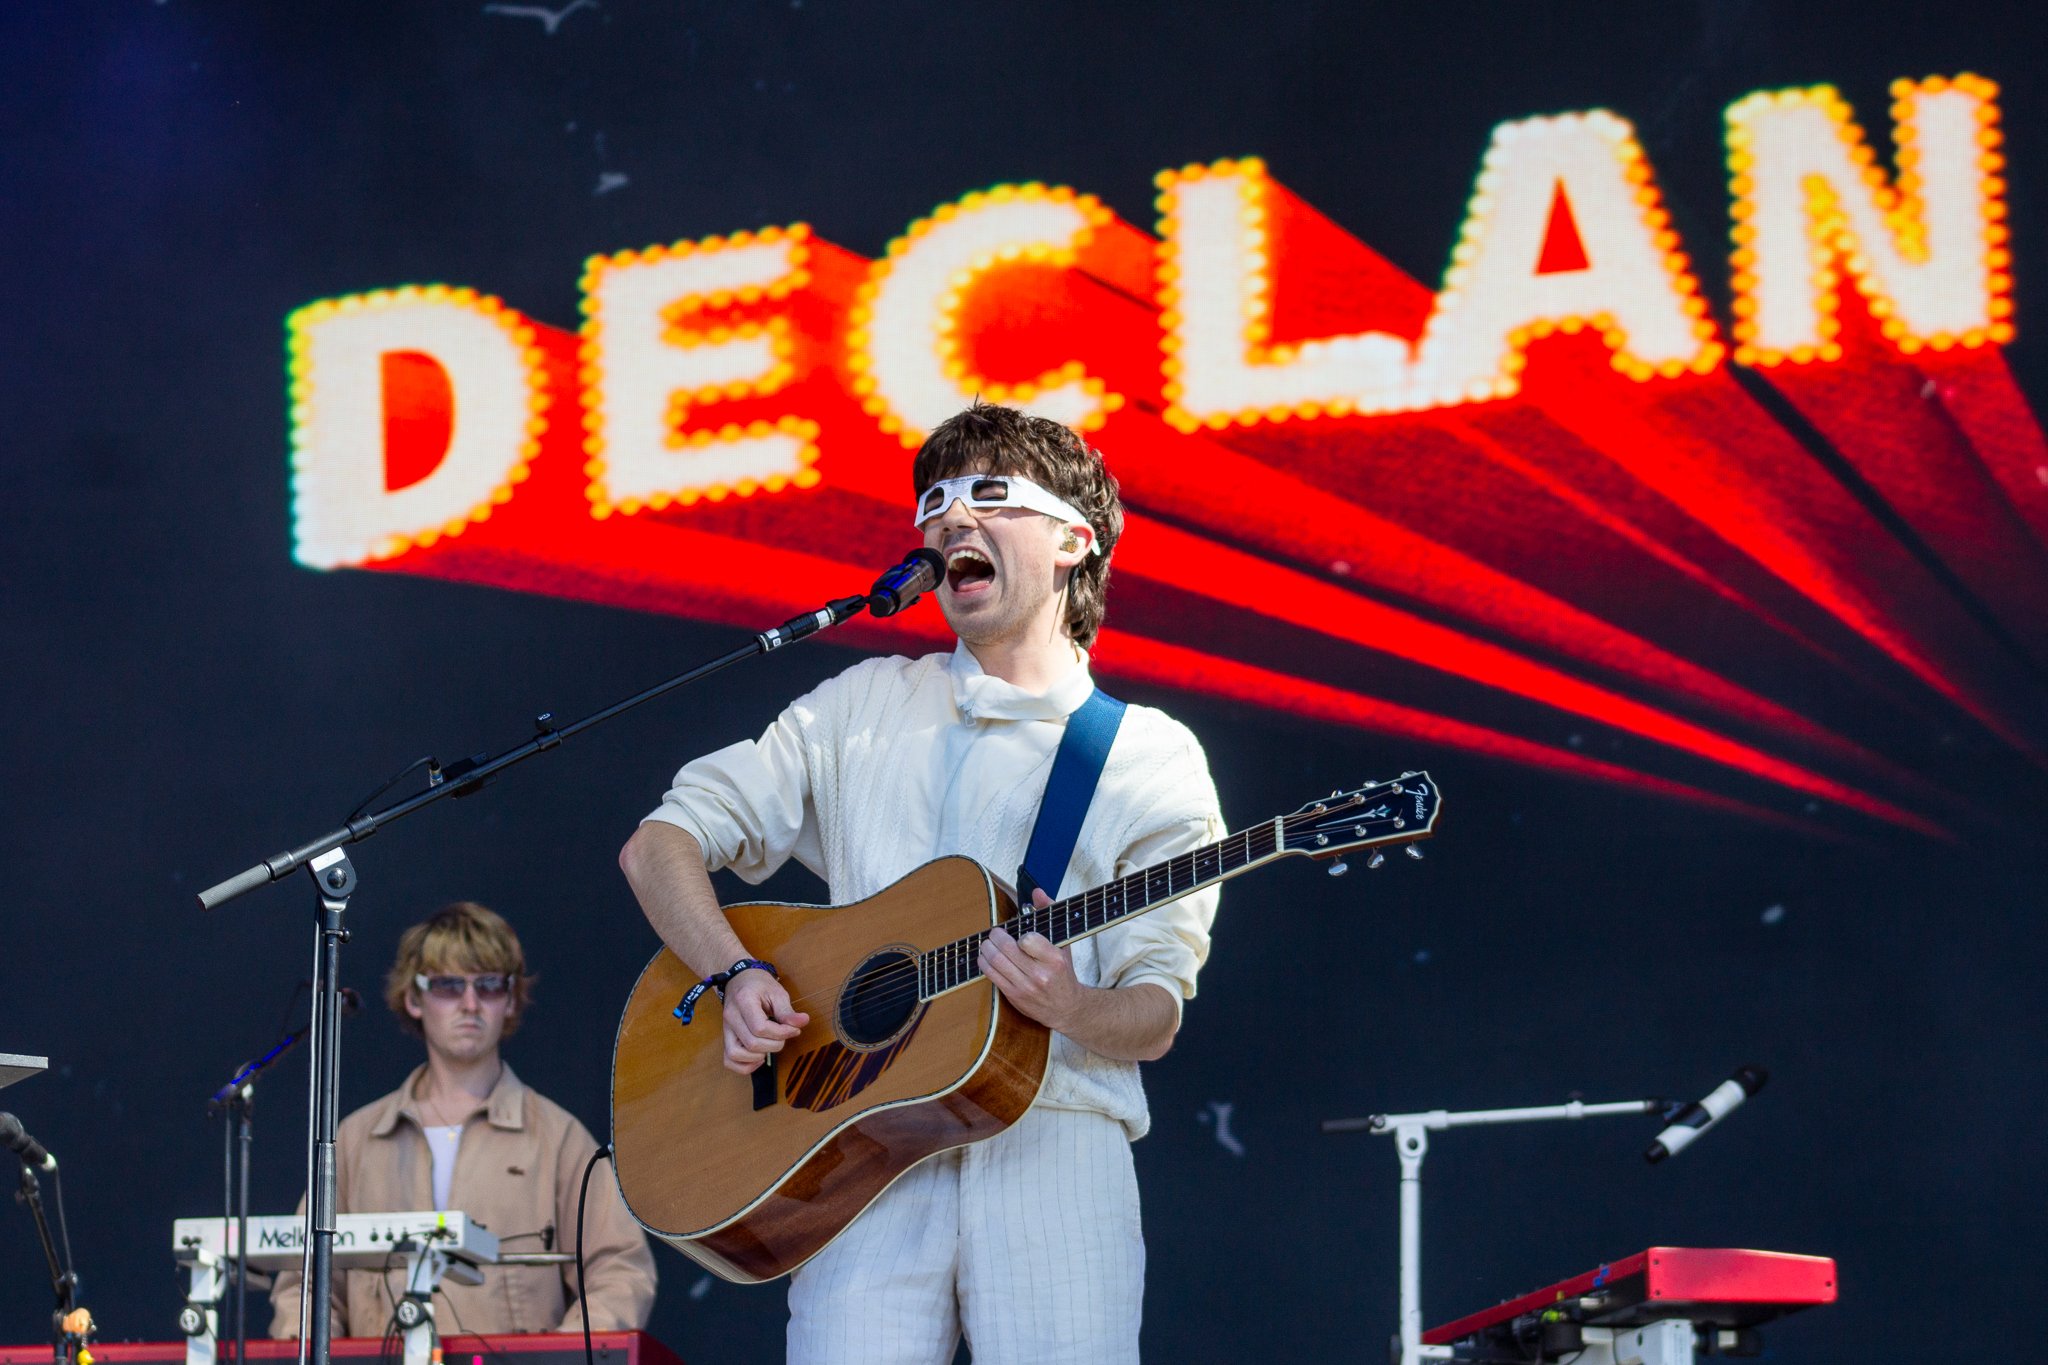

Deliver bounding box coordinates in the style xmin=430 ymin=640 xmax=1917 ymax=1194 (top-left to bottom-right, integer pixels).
xmin=917 ymin=820 xmax=1287 ymax=1001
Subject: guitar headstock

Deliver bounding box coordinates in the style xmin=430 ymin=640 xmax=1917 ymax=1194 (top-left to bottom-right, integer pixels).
xmin=1279 ymin=771 xmax=1441 ymax=868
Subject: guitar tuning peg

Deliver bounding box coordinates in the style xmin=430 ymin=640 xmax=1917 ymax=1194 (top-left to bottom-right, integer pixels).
xmin=1367 ymin=851 xmax=1386 ymax=870
xmin=1327 ymin=858 xmax=1349 ymax=877
xmin=1404 ymin=845 xmax=1424 ymax=860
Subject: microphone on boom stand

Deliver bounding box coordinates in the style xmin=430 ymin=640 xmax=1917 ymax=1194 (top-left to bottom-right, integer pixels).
xmin=0 ymin=1113 xmax=56 ymax=1172
xmin=1645 ymin=1064 xmax=1769 ymax=1162
xmin=866 ymin=548 xmax=945 ymax=617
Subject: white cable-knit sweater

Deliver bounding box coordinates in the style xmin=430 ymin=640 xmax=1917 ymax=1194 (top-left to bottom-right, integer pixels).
xmin=643 ymin=644 xmax=1225 ymax=1138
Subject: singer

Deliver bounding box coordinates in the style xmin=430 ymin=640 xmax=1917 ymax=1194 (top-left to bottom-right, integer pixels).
xmin=619 ymin=401 xmax=1226 ymax=1364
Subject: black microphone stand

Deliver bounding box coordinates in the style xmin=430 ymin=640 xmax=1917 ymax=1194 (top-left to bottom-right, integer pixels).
xmin=14 ymin=1161 xmax=83 ymax=1365
xmin=210 ymin=1025 xmax=310 ymax=1365
xmin=196 ymin=587 xmax=877 ymax=1365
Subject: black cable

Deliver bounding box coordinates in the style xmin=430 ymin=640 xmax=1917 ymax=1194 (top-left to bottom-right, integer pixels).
xmin=433 ymin=1286 xmax=513 ymax=1365
xmin=576 ymin=1145 xmax=612 ymax=1365
xmin=377 ymin=1244 xmax=505 ymax=1365
xmin=51 ymin=1166 xmax=76 ymax=1288
xmin=379 ymin=1249 xmax=404 ymax=1365
xmin=425 ymin=1227 xmax=552 ymax=1364
xmin=347 ymin=756 xmax=439 ymax=822
xmin=275 ymin=980 xmax=312 ymax=1036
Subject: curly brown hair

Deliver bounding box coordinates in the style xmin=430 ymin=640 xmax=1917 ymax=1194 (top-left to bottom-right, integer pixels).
xmin=383 ymin=901 xmax=535 ymax=1038
xmin=911 ymin=402 xmax=1124 ymax=648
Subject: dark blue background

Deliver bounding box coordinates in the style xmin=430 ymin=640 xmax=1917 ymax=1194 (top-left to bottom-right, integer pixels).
xmin=3 ymin=3 xmax=2042 ymax=1361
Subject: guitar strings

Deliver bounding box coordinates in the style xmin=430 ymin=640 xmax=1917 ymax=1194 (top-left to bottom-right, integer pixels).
xmin=794 ymin=824 xmax=1282 ymax=1013
xmin=722 ymin=797 xmax=1420 ymax=1026
xmin=762 ymin=816 xmax=1353 ymax=1021
xmin=759 ymin=875 xmax=1168 ymax=1021
xmin=758 ymin=822 xmax=1300 ymax=1023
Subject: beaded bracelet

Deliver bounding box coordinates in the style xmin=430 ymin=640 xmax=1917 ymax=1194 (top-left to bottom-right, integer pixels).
xmin=673 ymin=958 xmax=779 ymax=1025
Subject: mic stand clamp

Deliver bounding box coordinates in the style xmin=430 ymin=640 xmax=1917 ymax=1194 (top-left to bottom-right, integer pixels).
xmin=758 ymin=596 xmax=868 ymax=652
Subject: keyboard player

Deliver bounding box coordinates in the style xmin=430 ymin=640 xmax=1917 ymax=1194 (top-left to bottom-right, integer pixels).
xmin=270 ymin=902 xmax=657 ymax=1338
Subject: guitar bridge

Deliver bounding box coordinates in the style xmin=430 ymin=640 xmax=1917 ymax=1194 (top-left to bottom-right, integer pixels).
xmin=752 ymin=1054 xmax=779 ymax=1111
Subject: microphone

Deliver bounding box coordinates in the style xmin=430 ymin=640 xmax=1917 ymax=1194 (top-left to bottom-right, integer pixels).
xmin=867 ymin=548 xmax=946 ymax=618
xmin=211 ymin=988 xmax=361 ymax=1107
xmin=1645 ymin=1064 xmax=1768 ymax=1163
xmin=0 ymin=1112 xmax=56 ymax=1172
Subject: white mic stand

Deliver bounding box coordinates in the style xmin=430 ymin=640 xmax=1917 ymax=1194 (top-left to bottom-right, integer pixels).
xmin=1323 ymin=1097 xmax=1663 ymax=1365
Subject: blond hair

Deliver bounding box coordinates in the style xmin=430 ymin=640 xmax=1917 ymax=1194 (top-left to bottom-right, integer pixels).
xmin=383 ymin=901 xmax=534 ymax=1037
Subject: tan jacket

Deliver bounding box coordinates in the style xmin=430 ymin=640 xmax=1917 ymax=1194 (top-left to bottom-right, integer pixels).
xmin=270 ymin=1063 xmax=657 ymax=1338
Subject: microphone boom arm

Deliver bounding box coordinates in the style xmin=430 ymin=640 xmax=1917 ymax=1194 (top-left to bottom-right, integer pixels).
xmin=198 ymin=591 xmax=876 ymax=911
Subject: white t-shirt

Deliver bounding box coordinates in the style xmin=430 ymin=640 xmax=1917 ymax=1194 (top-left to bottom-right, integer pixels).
xmin=424 ymin=1124 xmax=462 ymax=1211
xmin=642 ymin=644 xmax=1225 ymax=1138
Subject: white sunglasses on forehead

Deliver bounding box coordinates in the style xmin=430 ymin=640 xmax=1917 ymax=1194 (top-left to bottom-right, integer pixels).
xmin=912 ymin=475 xmax=1102 ymax=555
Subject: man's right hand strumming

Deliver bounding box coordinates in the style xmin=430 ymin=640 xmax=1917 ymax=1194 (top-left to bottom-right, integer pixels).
xmin=721 ymin=969 xmax=809 ymax=1074
xmin=621 ymin=821 xmax=809 ymax=1072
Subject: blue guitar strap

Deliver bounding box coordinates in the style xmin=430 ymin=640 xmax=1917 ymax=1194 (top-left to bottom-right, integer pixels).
xmin=1018 ymin=686 xmax=1127 ymax=903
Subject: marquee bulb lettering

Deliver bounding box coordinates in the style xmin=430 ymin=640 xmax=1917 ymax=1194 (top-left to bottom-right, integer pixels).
xmin=1727 ymin=76 xmax=2009 ymax=364
xmin=288 ymin=74 xmax=2013 ymax=569
xmin=288 ymin=287 xmax=544 ymax=569
xmin=579 ymin=226 xmax=819 ymax=518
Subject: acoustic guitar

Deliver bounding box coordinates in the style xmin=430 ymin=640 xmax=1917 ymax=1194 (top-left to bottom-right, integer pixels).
xmin=611 ymin=770 xmax=1442 ymax=1283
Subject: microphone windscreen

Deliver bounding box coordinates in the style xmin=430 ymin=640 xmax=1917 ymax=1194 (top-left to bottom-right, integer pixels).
xmin=869 ymin=548 xmax=945 ymax=617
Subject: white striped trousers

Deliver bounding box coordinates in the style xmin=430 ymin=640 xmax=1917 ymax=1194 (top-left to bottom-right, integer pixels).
xmin=786 ymin=1104 xmax=1145 ymax=1364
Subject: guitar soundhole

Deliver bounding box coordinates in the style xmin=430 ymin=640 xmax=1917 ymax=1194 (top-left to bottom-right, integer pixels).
xmin=838 ymin=949 xmax=920 ymax=1047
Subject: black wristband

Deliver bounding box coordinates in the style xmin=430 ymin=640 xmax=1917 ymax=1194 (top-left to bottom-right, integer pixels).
xmin=672 ymin=958 xmax=779 ymax=1025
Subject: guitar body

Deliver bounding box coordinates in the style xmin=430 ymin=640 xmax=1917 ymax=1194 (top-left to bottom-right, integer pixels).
xmin=611 ymin=856 xmax=1049 ymax=1284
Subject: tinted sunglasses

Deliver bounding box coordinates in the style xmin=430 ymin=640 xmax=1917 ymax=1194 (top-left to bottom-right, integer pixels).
xmin=913 ymin=475 xmax=1101 ymax=554
xmin=414 ymin=972 xmax=515 ymax=1001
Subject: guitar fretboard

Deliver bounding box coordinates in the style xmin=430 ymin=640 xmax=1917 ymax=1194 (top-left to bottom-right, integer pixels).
xmin=917 ymin=821 xmax=1283 ymax=999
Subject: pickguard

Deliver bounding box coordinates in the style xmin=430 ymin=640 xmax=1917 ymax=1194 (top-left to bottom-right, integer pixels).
xmin=782 ymin=1010 xmax=926 ymax=1111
